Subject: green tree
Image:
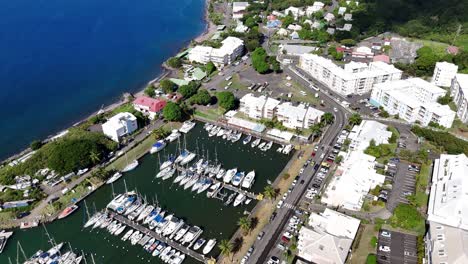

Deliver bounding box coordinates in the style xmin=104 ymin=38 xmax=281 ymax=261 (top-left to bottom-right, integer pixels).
xmin=340 ymin=39 xmax=357 ymax=47
xmin=282 ymin=15 xmax=295 ymax=28
xmin=349 ymin=113 xmax=362 ymax=126
xmin=218 ymin=239 xmax=233 ymax=260
xmin=152 ymin=127 xmax=170 ymax=140
xmin=166 ymin=57 xmax=182 ymax=68
xmin=238 ymin=216 xmax=252 ymax=234
xmin=245 ymin=39 xmax=261 ymax=52
xmin=205 ymin=61 xmax=216 ymax=75
xmin=30 ymin=140 xmax=43 ymax=150
xmin=245 ymin=17 xmax=257 ymax=28
xmin=160 ymin=79 xmax=176 ymax=94
xmin=269 ymin=56 xmax=281 ymax=73
xmin=189 ymin=89 xmax=212 ymax=105
xmin=217 ymin=91 xmax=236 ymax=111
xmin=437 ymin=92 xmax=452 ymax=104
xmin=89 ymin=150 xmax=101 ymax=164
xmin=162 ymin=102 xmax=183 ymax=121
xmin=178 ymin=81 xmax=200 ymax=98
xmin=263 ymin=185 xmax=277 ymax=201
xmin=91 ymin=167 xmax=111 ymax=181
xmin=144 ymin=86 xmax=155 ymax=97
xmin=321 ymin=112 xmax=335 ymax=125
xmin=251 ymin=47 xmax=270 ymax=74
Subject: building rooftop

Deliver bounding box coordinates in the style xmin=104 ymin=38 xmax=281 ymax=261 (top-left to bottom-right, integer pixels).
xmin=428 ymin=154 xmax=468 ymax=230
xmin=133 ymin=96 xmax=166 ymax=113
xmin=347 ymin=120 xmax=391 ymax=151
xmin=455 ymin=74 xmax=468 ymax=94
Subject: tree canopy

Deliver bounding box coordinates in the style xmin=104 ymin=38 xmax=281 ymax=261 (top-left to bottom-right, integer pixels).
xmin=188 ymin=89 xmax=212 ymax=105
xmin=216 ymin=91 xmax=236 ymax=111
xmin=166 ymin=57 xmax=182 ymax=68
xmin=163 ymin=102 xmax=183 ymax=121
xmin=251 ymin=47 xmax=270 ymax=74
xmin=178 ymin=81 xmax=201 ymax=99
xmin=144 ymin=86 xmax=155 ymax=97
xmin=160 ymin=79 xmax=177 ymax=94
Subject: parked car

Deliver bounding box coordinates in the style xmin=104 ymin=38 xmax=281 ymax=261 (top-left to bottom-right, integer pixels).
xmin=379 ymin=245 xmax=391 ymax=252
xmin=381 ymin=230 xmax=392 ymax=238
xmin=257 ymin=231 xmax=265 ymax=240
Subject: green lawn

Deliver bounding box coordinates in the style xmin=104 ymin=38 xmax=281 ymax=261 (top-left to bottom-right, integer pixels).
xmin=411 ymin=39 xmax=449 ymax=57
xmin=414 ymin=161 xmax=431 ymax=208
xmin=194 ymin=108 xmax=223 ymax=121
xmin=219 ymin=73 xmax=247 ymax=91
xmin=280 ymin=79 xmax=320 ymax=105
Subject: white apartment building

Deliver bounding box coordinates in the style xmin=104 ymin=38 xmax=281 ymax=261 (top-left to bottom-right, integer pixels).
xmin=239 ymin=94 xmax=324 ymax=129
xmin=232 ymin=2 xmax=249 ymax=19
xmin=298 ymin=209 xmax=360 ymax=264
xmin=305 ymin=2 xmax=325 ymax=16
xmin=188 ymin=37 xmax=244 ymax=67
xmin=426 ymin=154 xmax=468 ymax=264
xmin=102 ymin=112 xmax=138 ymax=142
xmin=299 ymin=54 xmax=402 ymax=95
xmin=432 ymin=61 xmax=458 ymax=87
xmin=347 ymin=120 xmax=392 ymax=151
xmin=370 ymin=78 xmax=456 ymax=127
xmin=275 ymin=102 xmax=324 ymax=129
xmin=450 ymin=74 xmax=468 ymax=123
xmin=239 ymin=93 xmax=280 ymax=120
xmin=284 ymin=6 xmax=304 ymax=19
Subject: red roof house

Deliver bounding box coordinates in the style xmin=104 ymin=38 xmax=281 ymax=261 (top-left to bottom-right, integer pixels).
xmin=133 ymin=96 xmax=166 ymax=119
xmin=373 ymin=54 xmax=390 ymax=64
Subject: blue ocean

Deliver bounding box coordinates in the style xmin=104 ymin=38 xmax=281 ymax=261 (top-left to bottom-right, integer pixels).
xmin=0 ymin=0 xmax=205 ymax=160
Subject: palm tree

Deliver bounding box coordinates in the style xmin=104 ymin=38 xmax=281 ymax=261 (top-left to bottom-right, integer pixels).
xmin=321 ymin=112 xmax=334 ymax=125
xmin=238 ymin=216 xmax=252 ymax=234
xmin=310 ymin=124 xmax=322 ymax=137
xmin=218 ymin=239 xmax=233 ymax=260
xmin=89 ymin=150 xmax=101 ymax=164
xmin=263 ymin=185 xmax=277 ymax=202
xmin=348 ymin=113 xmax=362 ymax=126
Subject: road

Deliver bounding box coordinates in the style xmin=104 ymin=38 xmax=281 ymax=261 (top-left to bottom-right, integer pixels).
xmin=247 ymin=63 xmax=348 ymax=264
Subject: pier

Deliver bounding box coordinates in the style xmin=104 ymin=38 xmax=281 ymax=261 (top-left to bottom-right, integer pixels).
xmin=173 ymin=165 xmax=258 ymax=200
xmin=111 ymin=212 xmax=207 ymax=263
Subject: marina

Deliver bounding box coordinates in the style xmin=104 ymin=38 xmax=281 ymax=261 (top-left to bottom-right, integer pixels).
xmin=0 ymin=121 xmax=291 ymax=264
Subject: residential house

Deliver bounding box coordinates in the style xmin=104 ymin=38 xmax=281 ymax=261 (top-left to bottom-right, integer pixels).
xmin=305 ymin=2 xmax=325 ymax=16
xmin=102 ymin=112 xmax=138 ymax=142
xmin=133 ymin=96 xmax=166 ymax=120
xmin=232 ymin=2 xmax=249 ymax=19
xmin=284 ymin=6 xmax=304 ymax=19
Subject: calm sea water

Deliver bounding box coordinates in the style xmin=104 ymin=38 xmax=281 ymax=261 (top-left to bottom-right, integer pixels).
xmin=0 ymin=0 xmax=205 ymax=160
xmin=0 ymin=123 xmax=291 ymax=263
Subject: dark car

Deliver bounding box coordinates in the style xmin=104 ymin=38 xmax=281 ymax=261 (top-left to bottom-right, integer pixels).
xmin=300 ymin=180 xmax=305 ymax=184
xmin=16 ymin=211 xmax=31 ymax=219
xmin=312 ymin=183 xmax=320 ymax=188
xmin=314 ymin=164 xmax=320 ymax=171
xmin=270 ymin=212 xmax=277 ymax=222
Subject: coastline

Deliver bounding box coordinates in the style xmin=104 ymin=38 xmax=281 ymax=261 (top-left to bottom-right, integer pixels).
xmin=2 ymin=0 xmax=214 ymax=165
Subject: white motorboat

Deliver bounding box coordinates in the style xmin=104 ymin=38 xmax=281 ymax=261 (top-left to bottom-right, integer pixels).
xmin=137 ymin=205 xmax=154 ymax=222
xmin=160 ymin=155 xmax=175 ymax=170
xmin=173 ymin=224 xmax=190 ymax=242
xmin=197 ymin=178 xmax=213 ymax=194
xmin=122 ymin=229 xmax=134 ymax=241
xmin=165 ymin=130 xmax=181 ymax=142
xmin=241 ymin=170 xmax=255 ymax=189
xmin=231 ymin=131 xmax=242 ymax=142
xmin=122 ymin=160 xmax=139 ymax=172
xmin=156 ymin=167 xmax=173 ymax=179
xmin=257 ymin=142 xmax=266 ymax=150
xmin=233 ymin=193 xmax=246 ymax=207
xmin=182 ymin=226 xmax=202 ymax=245
xmin=206 ymin=182 xmax=221 ymax=197
xmin=173 ymin=254 xmax=185 ymax=264
xmin=83 ymin=212 xmax=103 ymax=228
xmin=222 ymin=129 xmax=232 ymax=140
xmin=130 ymin=232 xmax=143 ymax=245
xmin=251 ymin=138 xmax=261 ymax=148
xmin=277 ymin=145 xmax=285 ymax=152
xmin=193 ymin=238 xmax=206 ymax=250
xmin=179 ymin=121 xmax=196 ymax=133
xmin=264 ymin=141 xmax=273 ymax=150
xmin=180 ymin=152 xmax=196 ymax=166
xmin=162 ymin=167 xmax=176 ymax=180
xmin=128 ymin=204 xmax=146 ymax=220
xmin=106 ymin=172 xmax=123 ymax=184
xmin=175 ymin=150 xmax=190 ymax=164
xmin=282 ymin=144 xmax=293 ymax=154
xmin=216 ymin=128 xmax=225 ymax=137
xmin=202 ymin=239 xmax=217 ymax=254
xmin=242 ymin=135 xmax=252 ymax=145
xmin=150 ymin=140 xmax=166 ymax=154
xmin=223 ymin=168 xmax=237 ymax=183
xmin=216 ymin=168 xmax=226 ymax=179
xmin=208 ymin=126 xmax=219 ymax=137
xmin=184 ymin=175 xmax=199 ymax=190
xmin=245 ymin=199 xmax=252 ymax=205
xmin=231 ymin=171 xmax=245 ymax=186
xmin=204 ymin=123 xmax=213 ymax=131
xmin=114 ymin=225 xmax=126 ymax=236
xmin=163 ymin=217 xmax=184 ymax=237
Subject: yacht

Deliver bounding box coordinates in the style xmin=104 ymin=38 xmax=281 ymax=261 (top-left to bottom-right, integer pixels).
xmin=83 ymin=212 xmax=103 ymax=228
xmin=152 ymin=242 xmax=166 ymax=257
xmin=193 ymin=238 xmax=206 ymax=250
xmin=122 ymin=160 xmax=139 ymax=172
xmin=216 ymin=168 xmax=226 ymax=179
xmin=242 ymin=135 xmax=252 ymax=145
xmin=122 ymin=229 xmax=134 ymax=241
xmin=180 ymin=152 xmax=196 ymax=166
xmin=257 ymin=141 xmax=266 ymax=150
xmin=233 ymin=193 xmax=246 ymax=207
xmin=224 ymin=193 xmax=236 ymax=206
xmin=179 ymin=121 xmax=196 ymax=133
xmin=182 ymin=226 xmax=202 ymax=245
xmin=209 ymin=164 xmax=221 ymax=178
xmin=191 ymin=178 xmax=205 ymax=192
xmin=206 ymin=182 xmax=222 ymax=198
xmin=128 ymin=204 xmax=146 ymax=220
xmin=150 ymin=140 xmax=166 ymax=154
xmin=264 ymin=141 xmax=273 ymax=150
xmin=231 ymin=131 xmax=242 ymax=142
xmin=143 ymin=207 xmax=161 ymax=225
xmin=165 ymin=130 xmax=181 ymax=142
xmin=184 ymin=175 xmax=200 ymax=190
xmin=156 ymin=167 xmax=173 ymax=179
xmin=231 ymin=171 xmax=245 ymax=186
xmin=197 ymin=179 xmax=213 ymax=194
xmin=173 ymin=224 xmax=190 ymax=242
xmin=137 ymin=205 xmax=154 ymax=222
xmin=241 ymin=170 xmax=255 ymax=189
xmin=208 ymin=126 xmax=219 ymax=137
xmin=162 ymin=167 xmax=176 ymax=180
xmin=160 ymin=155 xmax=175 ymax=170
xmin=277 ymin=145 xmax=285 ymax=153
xmin=216 ymin=128 xmax=225 ymax=137
xmin=251 ymin=138 xmax=261 ymax=148
xmin=162 ymin=217 xmax=184 ymax=237
xmin=106 ymin=172 xmax=123 ymax=184
xmin=222 ymin=129 xmax=232 ymax=140
xmin=58 ymin=205 xmax=79 ymax=219
xmin=202 ymin=239 xmax=217 ymax=254
xmin=223 ymin=168 xmax=237 ymax=183
xmin=114 ymin=225 xmax=126 ymax=236
xmin=130 ymin=232 xmax=143 ymax=245
xmin=282 ymin=144 xmax=293 ymax=154
xmin=0 ymin=230 xmax=13 ymax=253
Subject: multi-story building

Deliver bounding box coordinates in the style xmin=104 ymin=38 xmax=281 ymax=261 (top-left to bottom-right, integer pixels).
xmin=238 ymin=93 xmax=280 ymax=120
xmin=370 ymin=78 xmax=456 ymax=127
xmin=299 ymin=54 xmax=402 ymax=95
xmin=432 ymin=61 xmax=458 ymax=87
xmin=298 ymin=209 xmax=360 ymax=264
xmin=133 ymin=96 xmax=166 ymax=120
xmin=102 ymin=112 xmax=138 ymax=142
xmin=450 ymin=74 xmax=468 ymax=123
xmin=232 ymin=2 xmax=249 ymax=19
xmin=305 ymin=2 xmax=325 ymax=16
xmin=239 ymin=94 xmax=324 ymax=129
xmin=188 ymin=37 xmax=244 ymax=67
xmin=426 ymin=154 xmax=468 ymax=264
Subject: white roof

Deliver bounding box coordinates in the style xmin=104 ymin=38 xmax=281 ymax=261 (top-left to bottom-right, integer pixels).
xmin=428 ymin=154 xmax=468 ymax=230
xmin=338 ymin=7 xmax=347 ymax=14
xmin=276 ymin=102 xmax=308 ymax=120
xmin=104 ymin=112 xmax=137 ymax=129
xmin=233 ymin=2 xmax=249 ymax=8
xmin=227 ymin=117 xmax=266 ymax=133
xmin=347 ymin=120 xmax=391 ymax=151
xmin=455 ymin=74 xmax=468 ymax=94
xmin=267 ymin=129 xmax=294 ymax=142
xmin=435 ymin=61 xmax=458 ymax=71
xmin=298 ymin=209 xmax=360 ymax=264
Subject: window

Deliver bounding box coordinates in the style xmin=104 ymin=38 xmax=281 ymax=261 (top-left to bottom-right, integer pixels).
xmin=436 ymin=226 xmax=444 ymax=230
xmin=319 ymin=245 xmax=324 ymax=250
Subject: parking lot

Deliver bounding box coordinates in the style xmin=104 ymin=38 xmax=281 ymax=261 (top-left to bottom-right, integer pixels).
xmin=386 ymin=161 xmax=418 ymax=211
xmin=377 ymin=229 xmax=418 ymax=264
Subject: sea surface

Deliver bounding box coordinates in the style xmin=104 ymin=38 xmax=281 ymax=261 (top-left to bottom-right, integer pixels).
xmin=0 ymin=123 xmax=292 ymax=263
xmin=0 ymin=0 xmax=206 ymax=160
